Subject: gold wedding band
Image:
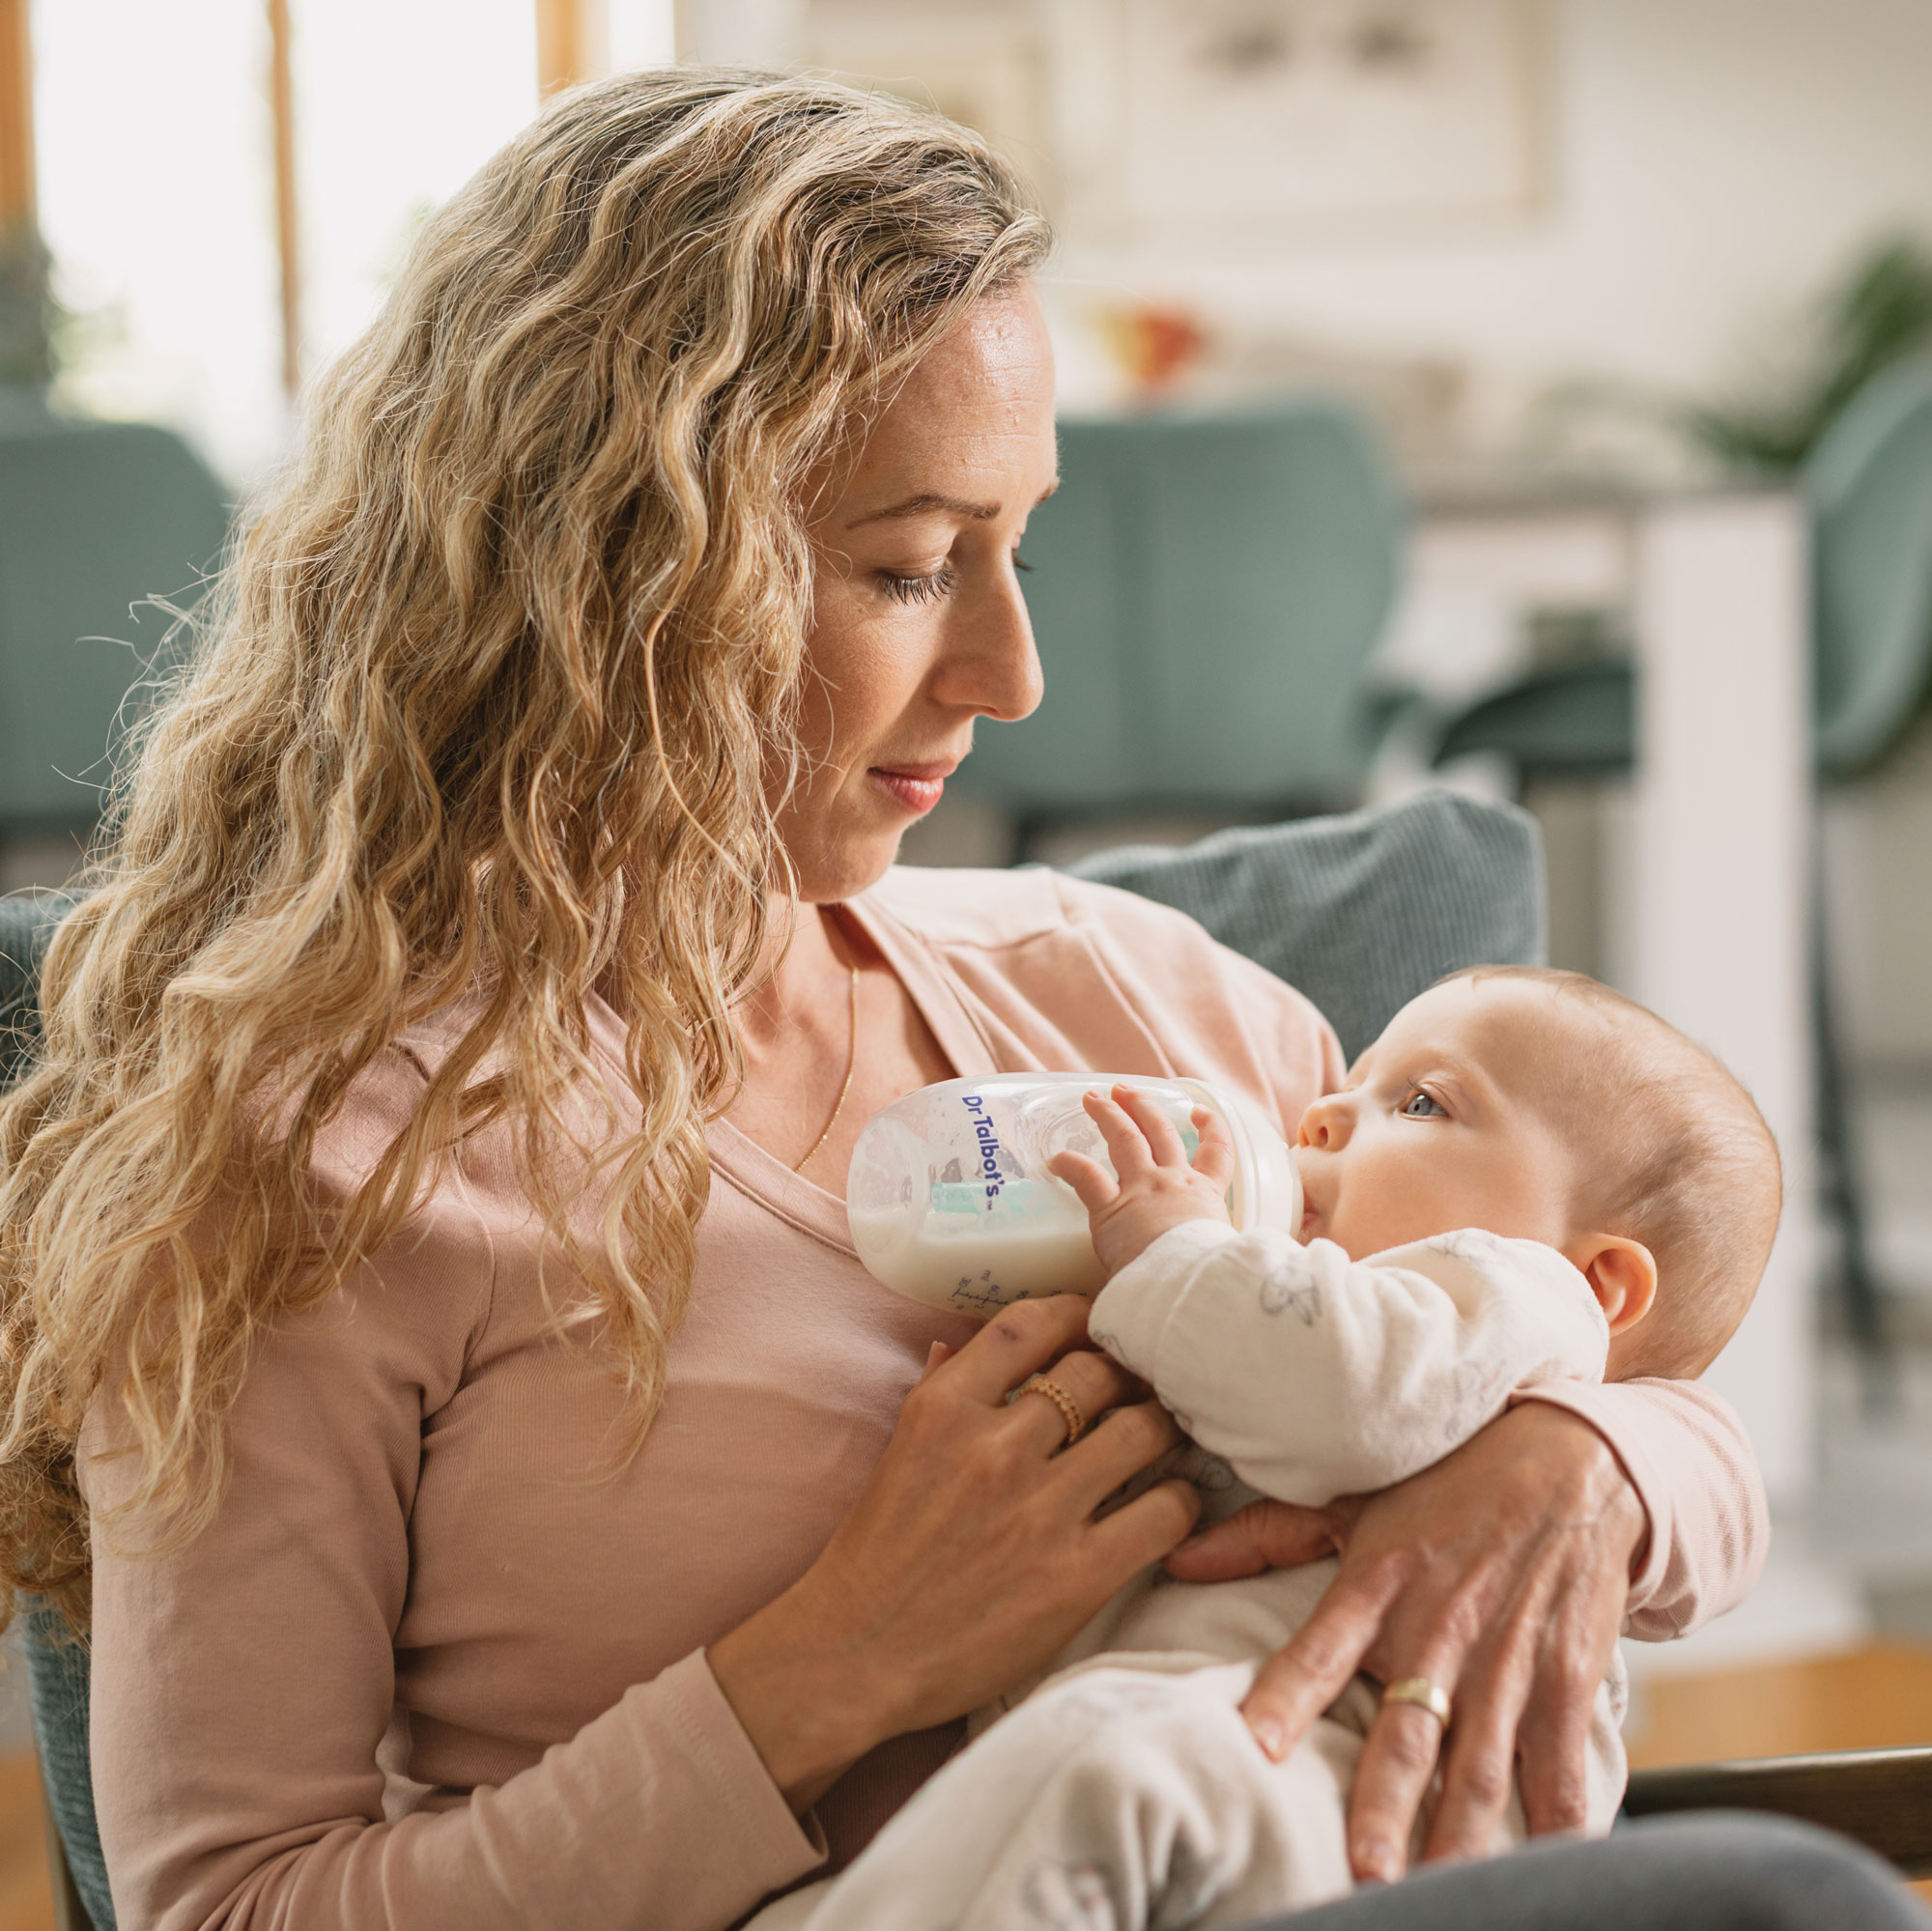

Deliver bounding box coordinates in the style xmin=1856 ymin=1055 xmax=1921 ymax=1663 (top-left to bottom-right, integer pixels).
xmin=1016 ymin=1374 xmax=1088 ymax=1449
xmin=1381 ymin=1677 xmax=1453 ymax=1728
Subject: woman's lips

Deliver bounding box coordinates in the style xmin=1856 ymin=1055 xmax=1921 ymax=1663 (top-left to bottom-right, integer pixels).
xmin=869 ymin=761 xmax=956 ymax=815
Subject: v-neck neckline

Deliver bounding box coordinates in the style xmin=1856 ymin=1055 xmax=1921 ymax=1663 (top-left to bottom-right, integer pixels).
xmin=585 ymin=881 xmax=1005 ymax=1255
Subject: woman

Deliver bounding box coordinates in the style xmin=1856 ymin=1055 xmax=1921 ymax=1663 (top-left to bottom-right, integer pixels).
xmin=0 ymin=68 xmax=1877 ymax=1931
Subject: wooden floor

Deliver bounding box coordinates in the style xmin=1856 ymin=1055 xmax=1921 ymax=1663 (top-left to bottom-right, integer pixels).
xmin=1629 ymin=1639 xmax=1932 ymax=1766
xmin=0 ymin=1756 xmax=52 ymax=1931
xmin=4 ymin=1647 xmax=1932 ymax=1928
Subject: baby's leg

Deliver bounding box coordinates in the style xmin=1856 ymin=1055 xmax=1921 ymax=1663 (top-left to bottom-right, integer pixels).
xmin=801 ymin=1657 xmax=1363 ymax=1931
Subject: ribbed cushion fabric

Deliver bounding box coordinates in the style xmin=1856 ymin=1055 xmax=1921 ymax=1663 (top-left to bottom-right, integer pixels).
xmin=0 ymin=791 xmax=1541 ymax=1931
xmin=1 ymin=890 xmax=110 ymax=1927
xmin=26 ymin=1600 xmax=109 ymax=1930
xmin=1068 ymin=790 xmax=1547 ymax=1062
xmin=0 ymin=890 xmax=74 ymax=1093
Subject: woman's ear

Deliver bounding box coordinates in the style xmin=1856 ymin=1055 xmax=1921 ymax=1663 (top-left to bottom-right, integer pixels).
xmin=1566 ymin=1235 xmax=1658 ymax=1333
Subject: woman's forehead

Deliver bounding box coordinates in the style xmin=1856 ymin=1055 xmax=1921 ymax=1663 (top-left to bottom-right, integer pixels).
xmin=828 ymin=293 xmax=1056 ymax=514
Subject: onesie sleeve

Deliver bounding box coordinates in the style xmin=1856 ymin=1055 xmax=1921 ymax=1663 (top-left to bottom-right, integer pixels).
xmin=1089 ymin=1222 xmax=1608 ymax=1507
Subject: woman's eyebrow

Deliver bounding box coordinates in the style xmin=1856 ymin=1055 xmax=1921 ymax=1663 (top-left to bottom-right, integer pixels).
xmin=846 ymin=491 xmax=1002 ymax=527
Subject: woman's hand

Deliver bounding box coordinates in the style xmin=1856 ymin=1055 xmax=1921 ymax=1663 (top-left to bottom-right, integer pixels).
xmin=1164 ymin=1403 xmax=1646 ymax=1883
xmin=709 ymin=1293 xmax=1199 ymax=1809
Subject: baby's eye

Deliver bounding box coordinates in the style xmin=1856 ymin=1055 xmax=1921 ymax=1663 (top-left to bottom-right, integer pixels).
xmin=1401 ymin=1090 xmax=1445 ymax=1119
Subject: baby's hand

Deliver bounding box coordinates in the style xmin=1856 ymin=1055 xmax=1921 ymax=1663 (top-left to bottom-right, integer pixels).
xmin=1048 ymin=1085 xmax=1236 ymax=1279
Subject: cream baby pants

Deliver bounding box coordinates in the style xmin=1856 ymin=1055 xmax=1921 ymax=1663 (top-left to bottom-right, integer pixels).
xmin=751 ymin=1650 xmax=1619 ymax=1931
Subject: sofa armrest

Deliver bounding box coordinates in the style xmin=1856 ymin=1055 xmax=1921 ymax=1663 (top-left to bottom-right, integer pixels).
xmin=1625 ymin=1747 xmax=1932 ymax=1875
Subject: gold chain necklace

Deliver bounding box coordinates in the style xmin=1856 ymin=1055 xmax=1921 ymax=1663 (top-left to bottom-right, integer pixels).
xmin=792 ymin=959 xmax=861 ymax=1174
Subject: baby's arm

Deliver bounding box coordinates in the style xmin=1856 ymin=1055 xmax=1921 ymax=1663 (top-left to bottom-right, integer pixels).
xmin=1090 ymin=1223 xmax=1607 ymax=1505
xmin=1058 ymin=1090 xmax=1609 ymax=1507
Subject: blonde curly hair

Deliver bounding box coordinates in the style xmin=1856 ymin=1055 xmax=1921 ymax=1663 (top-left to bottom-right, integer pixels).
xmin=0 ymin=68 xmax=1049 ymax=1630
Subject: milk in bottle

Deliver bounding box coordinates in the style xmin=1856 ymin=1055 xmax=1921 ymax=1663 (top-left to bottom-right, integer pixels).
xmin=845 ymin=1074 xmax=1301 ymax=1316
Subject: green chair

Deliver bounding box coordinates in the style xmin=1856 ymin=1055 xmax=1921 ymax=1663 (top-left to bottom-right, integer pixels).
xmin=0 ymin=390 xmax=232 ymax=842
xmin=1436 ymin=355 xmax=1932 ymax=783
xmin=960 ymin=400 xmax=1406 ymax=847
xmin=1431 ymin=356 xmax=1932 ymax=1369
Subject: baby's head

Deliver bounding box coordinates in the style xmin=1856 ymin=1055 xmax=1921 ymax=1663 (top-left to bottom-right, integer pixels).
xmin=1293 ymin=967 xmax=1780 ymax=1378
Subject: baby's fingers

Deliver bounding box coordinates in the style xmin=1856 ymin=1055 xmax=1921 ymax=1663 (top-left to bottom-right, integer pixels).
xmin=1111 ymin=1086 xmax=1193 ymax=1169
xmin=1080 ymin=1090 xmax=1160 ymax=1180
xmin=1048 ymin=1149 xmax=1118 ymax=1212
xmin=1189 ymin=1105 xmax=1236 ymax=1188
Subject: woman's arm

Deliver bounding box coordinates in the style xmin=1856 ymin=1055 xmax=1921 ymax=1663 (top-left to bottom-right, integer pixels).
xmin=1166 ymin=1381 xmax=1766 ymax=1884
xmin=89 ymin=1284 xmax=1196 ymax=1931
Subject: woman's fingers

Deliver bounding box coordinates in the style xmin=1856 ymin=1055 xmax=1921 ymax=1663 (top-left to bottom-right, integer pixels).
xmin=1239 ymin=1569 xmax=1390 ymax=1763
xmin=1085 ymin=1473 xmax=1202 ymax=1572
xmin=1009 ymin=1348 xmax=1141 ymax=1455
xmin=1423 ymin=1640 xmax=1540 ymax=1863
xmin=1507 ymin=1548 xmax=1627 ymax=1842
xmin=1348 ymin=1681 xmax=1458 ymax=1883
xmin=1511 ymin=1660 xmax=1597 ymax=1842
xmin=949 ymin=1293 xmax=1096 ymax=1406
xmin=1055 ymin=1395 xmax=1183 ymax=1511
xmin=1162 ymin=1496 xmax=1347 ymax=1582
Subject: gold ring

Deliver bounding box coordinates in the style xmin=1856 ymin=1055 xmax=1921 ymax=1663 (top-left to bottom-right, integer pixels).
xmin=1381 ymin=1677 xmax=1453 ymax=1728
xmin=1016 ymin=1374 xmax=1088 ymax=1449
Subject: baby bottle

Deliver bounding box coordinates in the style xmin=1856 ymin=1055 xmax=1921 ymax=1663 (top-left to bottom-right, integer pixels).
xmin=846 ymin=1074 xmax=1301 ymax=1316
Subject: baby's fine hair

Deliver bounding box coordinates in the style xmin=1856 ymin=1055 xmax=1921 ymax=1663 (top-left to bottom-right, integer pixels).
xmin=1442 ymin=966 xmax=1781 ymax=1378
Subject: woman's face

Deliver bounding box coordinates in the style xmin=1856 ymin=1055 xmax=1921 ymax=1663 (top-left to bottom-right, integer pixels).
xmin=781 ymin=286 xmax=1058 ymax=903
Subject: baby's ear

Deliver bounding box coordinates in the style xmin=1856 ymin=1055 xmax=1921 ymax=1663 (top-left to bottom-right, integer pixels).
xmin=1566 ymin=1235 xmax=1658 ymax=1333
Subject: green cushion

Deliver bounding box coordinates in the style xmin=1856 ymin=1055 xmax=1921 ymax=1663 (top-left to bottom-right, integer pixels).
xmin=1068 ymin=789 xmax=1547 ymax=1062
xmin=26 ymin=1599 xmax=109 ymax=1931
xmin=0 ymin=890 xmax=73 ymax=1092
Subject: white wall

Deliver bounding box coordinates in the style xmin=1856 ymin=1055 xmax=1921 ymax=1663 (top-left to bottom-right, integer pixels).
xmin=1055 ymin=0 xmax=1932 ymax=414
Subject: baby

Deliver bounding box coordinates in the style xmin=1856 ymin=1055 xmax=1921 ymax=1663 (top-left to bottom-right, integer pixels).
xmin=785 ymin=965 xmax=1781 ymax=1931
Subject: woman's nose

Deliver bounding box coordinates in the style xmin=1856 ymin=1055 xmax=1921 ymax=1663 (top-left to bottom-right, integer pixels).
xmin=933 ymin=565 xmax=1043 ymax=724
xmin=1296 ymin=1094 xmax=1353 ymax=1150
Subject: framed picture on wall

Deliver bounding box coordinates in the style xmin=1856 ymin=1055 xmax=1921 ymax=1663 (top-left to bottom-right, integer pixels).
xmin=1051 ymin=0 xmax=1549 ymax=241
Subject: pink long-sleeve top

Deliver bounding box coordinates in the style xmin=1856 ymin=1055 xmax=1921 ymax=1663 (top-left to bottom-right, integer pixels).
xmin=82 ymin=866 xmax=1769 ymax=1931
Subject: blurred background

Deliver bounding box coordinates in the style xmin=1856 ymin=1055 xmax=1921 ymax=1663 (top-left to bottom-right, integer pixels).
xmin=4 ymin=0 xmax=1932 ymax=1920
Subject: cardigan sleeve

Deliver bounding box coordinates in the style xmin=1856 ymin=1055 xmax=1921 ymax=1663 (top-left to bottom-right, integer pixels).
xmin=1516 ymin=1374 xmax=1770 ymax=1639
xmin=82 ymin=1048 xmax=826 ymax=1931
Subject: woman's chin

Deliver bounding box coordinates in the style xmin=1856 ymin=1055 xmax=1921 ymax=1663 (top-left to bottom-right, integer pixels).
xmin=786 ymin=825 xmax=909 ymax=906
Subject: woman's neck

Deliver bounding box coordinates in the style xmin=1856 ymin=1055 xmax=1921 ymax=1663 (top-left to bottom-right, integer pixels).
xmin=737 ymin=899 xmax=851 ymax=1057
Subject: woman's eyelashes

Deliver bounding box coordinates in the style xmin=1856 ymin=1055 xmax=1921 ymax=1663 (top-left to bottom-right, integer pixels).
xmin=878 ymin=566 xmax=956 ymax=606
xmin=875 ymin=550 xmax=1031 ymax=605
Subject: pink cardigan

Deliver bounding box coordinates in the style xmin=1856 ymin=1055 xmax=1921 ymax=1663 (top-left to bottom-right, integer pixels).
xmin=82 ymin=866 xmax=1768 ymax=1931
